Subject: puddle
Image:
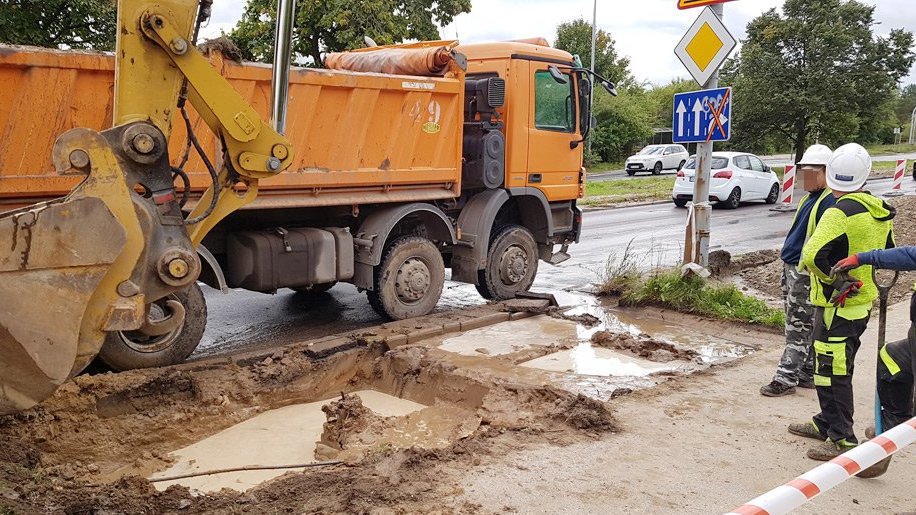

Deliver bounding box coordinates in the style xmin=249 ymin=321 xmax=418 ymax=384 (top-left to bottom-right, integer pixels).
xmin=436 ymin=316 xmax=577 ymax=356
xmin=521 ymin=344 xmax=672 ymax=377
xmin=150 ymin=390 xmax=426 ymax=493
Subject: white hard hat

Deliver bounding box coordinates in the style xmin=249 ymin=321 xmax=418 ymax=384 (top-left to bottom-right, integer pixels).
xmin=826 ymin=143 xmax=871 ymax=192
xmin=798 ymin=144 xmax=832 ymax=167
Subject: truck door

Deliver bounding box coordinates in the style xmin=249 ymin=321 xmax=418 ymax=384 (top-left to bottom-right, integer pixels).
xmin=525 ymin=62 xmax=582 ymax=200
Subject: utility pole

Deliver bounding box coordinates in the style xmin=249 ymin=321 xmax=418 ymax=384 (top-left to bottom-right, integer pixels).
xmin=588 ymin=0 xmax=597 ymax=156
xmin=690 ymin=2 xmax=724 ymax=269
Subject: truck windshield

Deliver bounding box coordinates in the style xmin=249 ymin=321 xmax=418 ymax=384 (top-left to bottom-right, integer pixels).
xmin=534 ymin=71 xmax=575 ymax=133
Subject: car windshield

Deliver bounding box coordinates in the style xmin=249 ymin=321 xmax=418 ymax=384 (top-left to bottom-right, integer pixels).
xmin=637 ymin=146 xmax=664 ymax=155
xmin=683 ymin=157 xmax=729 ymax=170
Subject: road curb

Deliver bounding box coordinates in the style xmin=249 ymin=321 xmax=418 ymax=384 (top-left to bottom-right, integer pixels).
xmin=582 ymin=199 xmax=672 ymax=212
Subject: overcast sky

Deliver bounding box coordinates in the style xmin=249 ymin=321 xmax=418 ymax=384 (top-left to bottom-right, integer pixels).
xmin=200 ymin=0 xmax=916 ymax=86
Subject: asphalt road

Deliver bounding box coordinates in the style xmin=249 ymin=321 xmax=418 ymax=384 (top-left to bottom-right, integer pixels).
xmin=194 ymin=180 xmax=912 ymax=357
xmin=589 ymin=152 xmax=916 ymax=182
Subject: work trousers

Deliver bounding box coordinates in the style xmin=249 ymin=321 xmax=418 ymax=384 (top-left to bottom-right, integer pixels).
xmin=774 ymin=263 xmax=815 ymax=386
xmin=877 ymin=295 xmax=916 ymax=430
xmin=811 ymin=306 xmax=870 ymax=444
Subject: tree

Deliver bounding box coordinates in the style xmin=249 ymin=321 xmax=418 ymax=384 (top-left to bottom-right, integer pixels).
xmin=895 ymin=84 xmax=916 ymax=128
xmin=721 ymin=0 xmax=915 ymax=161
xmin=0 ymin=0 xmax=116 ymax=50
xmin=229 ymin=0 xmax=471 ymax=66
xmin=589 ymin=89 xmax=653 ymax=163
xmin=554 ymin=19 xmax=631 ymax=86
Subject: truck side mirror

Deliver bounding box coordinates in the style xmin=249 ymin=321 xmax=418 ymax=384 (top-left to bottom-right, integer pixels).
xmin=548 ymin=65 xmax=568 ymax=85
xmin=602 ymin=81 xmax=618 ymax=97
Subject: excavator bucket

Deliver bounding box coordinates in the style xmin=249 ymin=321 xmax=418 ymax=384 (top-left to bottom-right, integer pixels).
xmin=0 ymin=129 xmax=143 ymax=413
xmin=0 ymin=123 xmax=202 ymax=414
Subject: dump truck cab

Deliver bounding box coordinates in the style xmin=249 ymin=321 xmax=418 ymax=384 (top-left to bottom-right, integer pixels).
xmin=449 ymin=41 xmax=588 ymax=288
xmin=460 ymin=41 xmax=588 ymax=200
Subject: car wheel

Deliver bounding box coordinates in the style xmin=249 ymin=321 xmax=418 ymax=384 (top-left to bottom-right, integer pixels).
xmin=626 ymin=170 xmax=636 ymax=176
xmin=765 ymin=183 xmax=780 ymax=204
xmin=673 ymin=199 xmax=688 ymax=208
xmin=720 ymin=188 xmax=741 ymax=209
xmin=678 ymin=160 xmax=686 ymax=170
xmin=652 ymin=162 xmax=663 ymax=175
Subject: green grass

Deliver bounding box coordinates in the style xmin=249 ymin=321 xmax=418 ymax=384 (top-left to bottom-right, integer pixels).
xmin=583 ymin=176 xmax=675 ymax=207
xmin=619 ymin=269 xmax=785 ymax=329
xmin=864 ymin=143 xmax=916 ymax=155
xmin=586 ymin=160 xmax=627 ymax=173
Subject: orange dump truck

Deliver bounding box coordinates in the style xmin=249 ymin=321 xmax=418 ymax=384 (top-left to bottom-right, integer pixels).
xmin=0 ymin=40 xmax=592 ymax=369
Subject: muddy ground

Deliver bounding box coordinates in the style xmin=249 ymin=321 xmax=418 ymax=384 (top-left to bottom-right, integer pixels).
xmin=737 ymin=195 xmax=916 ymax=306
xmin=0 ymin=295 xmax=775 ymax=515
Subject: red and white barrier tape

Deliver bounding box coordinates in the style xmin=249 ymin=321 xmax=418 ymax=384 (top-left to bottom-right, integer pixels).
xmin=780 ymin=165 xmax=796 ymax=204
xmin=893 ymin=159 xmax=905 ymax=191
xmin=726 ymin=417 xmax=916 ymax=515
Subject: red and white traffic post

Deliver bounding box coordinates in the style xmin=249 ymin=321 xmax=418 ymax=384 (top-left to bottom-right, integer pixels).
xmin=780 ymin=164 xmax=796 ymax=205
xmin=893 ymin=159 xmax=906 ymax=191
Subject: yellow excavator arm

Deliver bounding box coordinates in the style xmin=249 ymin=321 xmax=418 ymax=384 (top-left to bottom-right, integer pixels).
xmin=0 ymin=0 xmax=294 ymax=413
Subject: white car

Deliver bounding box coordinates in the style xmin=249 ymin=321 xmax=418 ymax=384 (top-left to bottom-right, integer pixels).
xmin=672 ymin=152 xmax=781 ymax=209
xmin=625 ymin=144 xmax=689 ymax=176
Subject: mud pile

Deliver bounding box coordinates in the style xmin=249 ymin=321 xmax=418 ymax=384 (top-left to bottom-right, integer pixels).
xmin=590 ymin=330 xmax=700 ymax=363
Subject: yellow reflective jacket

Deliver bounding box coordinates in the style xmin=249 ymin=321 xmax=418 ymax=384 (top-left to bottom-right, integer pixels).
xmin=800 ymin=192 xmax=896 ymax=308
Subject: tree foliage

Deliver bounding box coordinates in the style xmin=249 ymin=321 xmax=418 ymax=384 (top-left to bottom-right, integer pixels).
xmin=229 ymin=0 xmax=471 ymax=66
xmin=0 ymin=0 xmax=116 ymax=50
xmin=721 ymin=0 xmax=915 ymax=160
xmin=554 ymin=18 xmax=631 ymax=86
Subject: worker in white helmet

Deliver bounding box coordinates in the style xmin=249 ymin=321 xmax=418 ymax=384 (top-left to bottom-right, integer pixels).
xmin=789 ymin=143 xmax=896 ymax=461
xmin=761 ymin=144 xmax=836 ymax=397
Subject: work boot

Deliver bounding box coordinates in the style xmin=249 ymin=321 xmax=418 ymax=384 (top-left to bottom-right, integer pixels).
xmin=807 ymin=439 xmax=857 ymax=461
xmin=760 ymin=380 xmax=795 ymax=397
xmin=797 ymin=379 xmax=816 ymax=389
xmin=788 ymin=421 xmax=824 ymax=440
xmin=858 ymin=425 xmax=893 ymax=478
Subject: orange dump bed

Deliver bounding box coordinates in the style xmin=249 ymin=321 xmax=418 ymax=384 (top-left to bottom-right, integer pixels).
xmin=0 ymin=46 xmax=464 ymax=211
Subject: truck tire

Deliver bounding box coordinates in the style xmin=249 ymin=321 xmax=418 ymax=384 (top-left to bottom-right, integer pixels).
xmin=367 ymin=236 xmax=445 ymax=320
xmin=292 ymin=282 xmax=337 ymax=294
xmin=475 ymin=225 xmax=539 ymax=300
xmin=98 ymin=283 xmax=207 ymax=371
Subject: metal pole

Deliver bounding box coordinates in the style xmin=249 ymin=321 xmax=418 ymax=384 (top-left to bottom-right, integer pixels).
xmin=270 ymin=0 xmax=297 ymax=134
xmin=909 ymin=104 xmax=916 ymax=145
xmin=588 ymin=0 xmax=597 ymax=156
xmin=690 ymin=2 xmax=724 ymax=268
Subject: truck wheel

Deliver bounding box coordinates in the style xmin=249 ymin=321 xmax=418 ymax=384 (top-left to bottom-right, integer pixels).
xmin=367 ymin=236 xmax=445 ymax=320
xmin=292 ymin=282 xmax=337 ymax=294
xmin=475 ymin=225 xmax=539 ymax=300
xmin=98 ymin=283 xmax=207 ymax=371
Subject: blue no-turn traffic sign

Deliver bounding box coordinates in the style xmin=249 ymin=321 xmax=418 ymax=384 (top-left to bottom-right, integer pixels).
xmin=672 ymin=87 xmax=732 ymax=144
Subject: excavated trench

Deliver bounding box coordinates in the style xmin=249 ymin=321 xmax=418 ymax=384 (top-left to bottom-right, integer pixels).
xmin=0 ymin=297 xmax=757 ymax=513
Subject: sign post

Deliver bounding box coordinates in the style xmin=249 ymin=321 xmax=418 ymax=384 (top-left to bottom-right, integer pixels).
xmin=673 ymin=4 xmax=735 ymax=268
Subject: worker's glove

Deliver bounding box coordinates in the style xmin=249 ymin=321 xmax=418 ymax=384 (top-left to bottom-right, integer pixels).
xmin=830 ymin=254 xmax=862 ymax=276
xmin=830 ymin=272 xmax=863 ymax=307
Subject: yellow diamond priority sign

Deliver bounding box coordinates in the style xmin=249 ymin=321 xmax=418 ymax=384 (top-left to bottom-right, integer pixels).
xmin=674 ymin=6 xmax=736 ymax=86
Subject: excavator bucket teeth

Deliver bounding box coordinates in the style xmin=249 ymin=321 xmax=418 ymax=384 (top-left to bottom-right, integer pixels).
xmin=0 ymin=197 xmax=126 ymax=413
